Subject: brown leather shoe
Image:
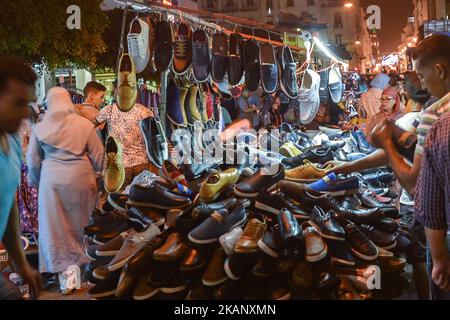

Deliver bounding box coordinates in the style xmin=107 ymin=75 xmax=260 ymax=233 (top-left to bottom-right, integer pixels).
xmin=301 ymin=221 xmax=327 ymax=262
xmin=153 ymin=233 xmax=187 ymax=261
xmin=234 ymin=217 xmax=267 ymax=253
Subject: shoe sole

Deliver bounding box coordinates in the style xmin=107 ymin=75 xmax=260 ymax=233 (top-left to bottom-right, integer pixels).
xmin=92 ymin=269 xmax=107 ymax=280
xmin=350 ymin=247 xmax=378 ymax=261
xmin=305 ymin=244 xmax=328 ymax=263
xmin=133 ymin=288 xmax=160 ymax=300
xmin=127 ymin=199 xmax=190 ymax=210
xmin=96 ymin=249 xmax=120 ymax=257
xmin=93 ymin=238 xmax=107 ymax=245
xmin=89 ymin=289 xmax=116 ymax=299
xmin=86 ymin=250 xmax=98 ymax=261
xmin=188 ymin=214 xmax=247 ymax=245
xmin=224 ymin=258 xmax=242 ymax=281
xmin=160 ymin=285 xmax=187 ymax=294
xmin=330 ymin=256 xmax=356 ymax=267
xmin=380 ymin=240 xmax=397 ymax=250
xmin=107 ymin=194 xmax=128 ymax=212
xmin=257 ymin=239 xmax=279 ymax=258
xmin=274 ymin=291 xmax=292 ymax=300
xmin=308 ymin=221 xmax=346 ymax=242
xmin=202 ymin=276 xmax=228 ymax=287
xmin=233 ymin=187 xmax=259 ymax=198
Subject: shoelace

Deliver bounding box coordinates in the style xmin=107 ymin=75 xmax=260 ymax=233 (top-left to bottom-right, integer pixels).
xmin=175 ymin=37 xmax=188 ymax=59
xmin=243 ymin=220 xmax=265 ymax=240
xmin=128 ymin=35 xmax=146 ymax=59
xmin=130 ymin=206 xmax=144 ymax=218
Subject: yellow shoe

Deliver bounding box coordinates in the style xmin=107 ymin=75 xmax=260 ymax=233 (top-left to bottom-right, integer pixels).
xmin=199 ymin=168 xmax=240 ymax=202
xmin=117 ymin=53 xmax=137 ymax=112
xmin=104 ymin=137 xmax=126 ymax=193
xmin=285 ymin=160 xmax=332 ymax=183
xmin=279 ymin=141 xmax=302 ymax=158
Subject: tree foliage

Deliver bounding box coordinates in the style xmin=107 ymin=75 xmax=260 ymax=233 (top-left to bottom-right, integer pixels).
xmin=0 ymin=0 xmax=109 ymax=69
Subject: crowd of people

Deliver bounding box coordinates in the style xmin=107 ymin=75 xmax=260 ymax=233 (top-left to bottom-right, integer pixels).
xmin=0 ymin=32 xmax=449 ymax=300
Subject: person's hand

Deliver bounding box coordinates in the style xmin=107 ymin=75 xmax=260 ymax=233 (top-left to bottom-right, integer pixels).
xmin=324 ymin=160 xmax=350 ymax=175
xmin=431 ymin=255 xmax=450 ymax=291
xmin=371 ymin=120 xmax=393 ymax=149
xmin=16 ymin=263 xmax=43 ymax=299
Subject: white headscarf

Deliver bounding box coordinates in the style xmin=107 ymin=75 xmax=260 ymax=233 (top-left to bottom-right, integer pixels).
xmin=33 ymin=87 xmax=94 ymax=154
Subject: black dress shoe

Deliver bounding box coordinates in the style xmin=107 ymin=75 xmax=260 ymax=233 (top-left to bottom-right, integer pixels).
xmin=140 ymin=116 xmax=167 ymax=169
xmin=224 ymin=253 xmax=257 ymax=281
xmin=181 ymin=162 xmax=219 ymax=181
xmin=314 ymin=258 xmax=340 ymax=290
xmin=107 ymin=193 xmax=129 ymax=212
xmin=373 ymin=217 xmax=398 ymax=234
xmin=359 ymin=225 xmax=398 ymax=250
xmin=191 ymin=198 xmax=237 ymax=219
xmin=93 ymin=219 xmax=135 ymax=245
xmin=128 ymin=206 xmax=165 ymax=228
xmin=255 ymin=190 xmax=310 ymax=219
xmin=326 ymin=239 xmax=356 ymax=267
xmin=277 ymin=209 xmax=302 ymax=243
xmin=310 ymin=206 xmax=345 ymax=241
xmin=148 ymin=261 xmax=178 ymax=287
xmin=88 ymin=269 xmax=122 ymax=299
xmin=126 ymin=237 xmax=165 ymax=277
xmin=361 ymin=171 xmax=395 ymax=187
xmin=282 ymin=147 xmax=334 ymax=167
xmin=257 ymin=226 xmax=282 ymax=258
xmin=128 ymin=181 xmax=192 ymax=210
xmin=85 ymin=212 xmax=128 ymax=237
xmin=180 ymin=247 xmax=210 ymax=272
xmin=234 ymin=165 xmax=285 ymax=198
xmin=341 ymin=220 xmax=378 ymax=261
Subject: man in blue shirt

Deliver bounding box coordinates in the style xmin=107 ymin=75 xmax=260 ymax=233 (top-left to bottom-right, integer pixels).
xmin=0 ymin=57 xmax=42 ymax=299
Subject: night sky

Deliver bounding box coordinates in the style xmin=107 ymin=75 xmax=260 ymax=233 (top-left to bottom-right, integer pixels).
xmin=360 ymin=0 xmax=413 ymax=54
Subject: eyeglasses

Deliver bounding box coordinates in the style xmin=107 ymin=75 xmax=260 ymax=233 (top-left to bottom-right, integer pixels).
xmin=380 ymin=97 xmax=395 ymax=102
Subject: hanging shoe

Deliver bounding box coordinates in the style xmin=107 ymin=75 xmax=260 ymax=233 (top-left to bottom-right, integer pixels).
xmin=211 ymin=32 xmax=229 ymax=83
xmin=154 ymin=19 xmax=174 ymax=72
xmin=298 ymin=69 xmax=321 ymax=124
xmin=259 ymin=43 xmax=278 ymax=94
xmin=127 ymin=17 xmax=150 ymax=73
xmin=228 ymin=33 xmax=244 ymax=86
xmin=172 ymin=22 xmax=192 ymax=75
xmin=192 ymin=29 xmax=211 ymax=83
xmin=117 ymin=53 xmax=137 ymax=112
xmin=244 ymin=39 xmax=260 ymax=92
xmin=104 ymin=136 xmax=125 ymax=193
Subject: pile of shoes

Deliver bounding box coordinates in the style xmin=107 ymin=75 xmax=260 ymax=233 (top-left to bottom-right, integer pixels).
xmin=83 ymin=137 xmax=411 ymax=299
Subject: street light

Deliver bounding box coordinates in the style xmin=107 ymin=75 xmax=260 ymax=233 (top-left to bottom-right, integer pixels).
xmin=344 ymin=2 xmax=354 ymax=8
xmin=355 ymin=41 xmax=361 ymax=45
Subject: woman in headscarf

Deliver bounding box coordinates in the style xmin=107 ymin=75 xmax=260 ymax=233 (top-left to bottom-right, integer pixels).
xmin=365 ymin=87 xmax=404 ymax=144
xmin=358 ymin=73 xmax=390 ymax=118
xmin=27 ymin=87 xmax=103 ymax=276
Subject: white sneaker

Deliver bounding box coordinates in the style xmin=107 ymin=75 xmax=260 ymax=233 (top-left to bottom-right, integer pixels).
xmin=219 ymin=227 xmax=243 ymax=256
xmin=127 ymin=17 xmax=150 ymax=73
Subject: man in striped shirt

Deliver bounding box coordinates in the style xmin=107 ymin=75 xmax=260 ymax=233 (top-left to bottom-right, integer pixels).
xmin=412 ymin=33 xmax=450 ymax=297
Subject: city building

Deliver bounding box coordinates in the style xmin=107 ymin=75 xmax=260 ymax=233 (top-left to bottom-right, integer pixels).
xmin=398 ymin=0 xmax=449 ymax=71
xmin=199 ymin=0 xmax=373 ymax=72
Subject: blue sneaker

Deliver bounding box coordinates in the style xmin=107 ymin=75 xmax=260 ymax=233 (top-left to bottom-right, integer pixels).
xmin=307 ymin=173 xmax=360 ymax=196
